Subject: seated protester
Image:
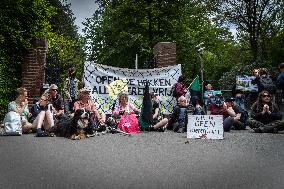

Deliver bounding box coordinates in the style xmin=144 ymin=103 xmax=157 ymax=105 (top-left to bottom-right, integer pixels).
xmin=223 ymin=97 xmax=248 ymax=130
xmin=191 ymin=96 xmax=205 ymax=115
xmin=46 ymin=84 xmax=66 ymax=122
xmin=148 ymin=92 xmax=168 ymax=131
xmin=112 ymin=92 xmax=140 ymax=117
xmin=32 ymin=94 xmax=55 ymax=137
xmin=247 ymin=91 xmax=284 ymax=133
xmin=168 ymin=96 xmax=188 ymax=133
xmin=207 ymin=94 xmax=244 ymax=132
xmin=73 ymin=87 xmax=106 ymax=132
xmin=112 ymin=92 xmax=140 ymax=133
xmin=5 ymin=87 xmax=34 ymax=134
xmin=204 ymin=83 xmax=215 ymax=110
xmin=28 ymin=98 xmax=41 ymax=123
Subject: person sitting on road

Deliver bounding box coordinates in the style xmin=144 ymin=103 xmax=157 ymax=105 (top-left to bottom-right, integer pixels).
xmin=174 ymin=75 xmax=188 ymax=102
xmin=191 ymin=96 xmax=205 ymax=115
xmin=5 ymin=87 xmax=35 ymax=134
xmin=73 ymin=87 xmax=106 ymax=132
xmin=207 ymin=94 xmax=243 ymax=132
xmin=147 ymin=92 xmax=168 ymax=132
xmin=168 ymin=96 xmax=189 ymax=133
xmin=247 ymin=91 xmax=284 ymax=133
xmin=112 ymin=92 xmax=140 ymax=117
xmin=32 ymin=94 xmax=55 ymax=137
xmin=45 ymin=84 xmax=66 ymax=122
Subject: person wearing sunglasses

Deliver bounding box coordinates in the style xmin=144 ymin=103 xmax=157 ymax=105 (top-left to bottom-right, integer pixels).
xmin=247 ymin=91 xmax=284 ymax=133
xmin=48 ymin=84 xmax=66 ymax=122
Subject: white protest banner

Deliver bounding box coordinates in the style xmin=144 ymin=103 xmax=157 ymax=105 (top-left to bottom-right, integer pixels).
xmin=187 ymin=115 xmax=224 ymax=139
xmin=84 ymin=61 xmax=181 ymax=114
xmin=236 ymin=75 xmax=258 ymax=92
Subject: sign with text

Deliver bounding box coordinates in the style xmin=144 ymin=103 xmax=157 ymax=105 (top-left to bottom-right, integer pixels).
xmin=187 ymin=115 xmax=224 ymax=139
xmin=236 ymin=75 xmax=258 ymax=92
xmin=84 ymin=61 xmax=181 ymax=114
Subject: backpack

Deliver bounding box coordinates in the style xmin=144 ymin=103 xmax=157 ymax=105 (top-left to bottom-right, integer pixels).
xmin=3 ymin=111 xmax=22 ymax=136
xmin=170 ymin=83 xmax=177 ymax=97
xmin=259 ymin=76 xmax=276 ymax=94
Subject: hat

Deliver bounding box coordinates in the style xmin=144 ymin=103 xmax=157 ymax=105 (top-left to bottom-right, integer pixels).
xmin=225 ymin=97 xmax=235 ymax=102
xmin=213 ymin=90 xmax=222 ymax=96
xmin=49 ymin=84 xmax=58 ymax=90
xmin=79 ymin=87 xmax=91 ymax=93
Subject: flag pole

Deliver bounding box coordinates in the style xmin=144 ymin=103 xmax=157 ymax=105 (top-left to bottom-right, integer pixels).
xmin=196 ymin=42 xmax=205 ymax=106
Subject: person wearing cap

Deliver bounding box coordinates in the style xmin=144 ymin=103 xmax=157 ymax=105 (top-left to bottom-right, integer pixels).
xmin=247 ymin=90 xmax=284 ymax=133
xmin=47 ymin=84 xmax=66 ymax=122
xmin=148 ymin=92 xmax=168 ymax=131
xmin=64 ymin=67 xmax=81 ymax=114
xmin=207 ymin=94 xmax=246 ymax=132
xmin=73 ymin=87 xmax=106 ymax=131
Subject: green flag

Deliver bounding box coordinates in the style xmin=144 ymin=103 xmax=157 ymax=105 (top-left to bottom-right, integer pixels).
xmin=190 ymin=75 xmax=201 ymax=91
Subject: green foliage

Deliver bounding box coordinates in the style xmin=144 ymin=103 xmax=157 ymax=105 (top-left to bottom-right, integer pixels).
xmin=0 ymin=0 xmax=55 ymax=121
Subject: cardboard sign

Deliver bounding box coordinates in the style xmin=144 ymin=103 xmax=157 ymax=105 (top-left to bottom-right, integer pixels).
xmin=236 ymin=75 xmax=258 ymax=92
xmin=187 ymin=115 xmax=224 ymax=139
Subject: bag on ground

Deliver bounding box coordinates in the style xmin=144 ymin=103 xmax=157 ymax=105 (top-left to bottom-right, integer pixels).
xmin=3 ymin=111 xmax=22 ymax=136
xmin=117 ymin=114 xmax=140 ymax=133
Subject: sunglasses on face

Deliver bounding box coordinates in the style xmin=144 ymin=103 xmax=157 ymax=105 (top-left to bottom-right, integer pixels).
xmin=262 ymin=94 xmax=271 ymax=98
xmin=51 ymin=89 xmax=58 ymax=92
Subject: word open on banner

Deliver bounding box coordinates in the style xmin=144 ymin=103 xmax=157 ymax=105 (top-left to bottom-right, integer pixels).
xmin=84 ymin=61 xmax=182 ymax=114
xmin=187 ymin=115 xmax=224 ymax=139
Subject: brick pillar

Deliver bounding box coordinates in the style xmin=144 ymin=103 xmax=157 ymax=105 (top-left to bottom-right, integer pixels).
xmin=22 ymin=38 xmax=48 ymax=106
xmin=153 ymin=42 xmax=176 ymax=67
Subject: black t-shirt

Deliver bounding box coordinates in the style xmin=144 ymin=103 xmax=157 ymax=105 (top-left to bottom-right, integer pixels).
xmin=152 ymin=101 xmax=159 ymax=114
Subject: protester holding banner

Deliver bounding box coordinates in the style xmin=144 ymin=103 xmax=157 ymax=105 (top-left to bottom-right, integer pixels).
xmin=247 ymin=91 xmax=284 ymax=133
xmin=73 ymin=87 xmax=106 ymax=131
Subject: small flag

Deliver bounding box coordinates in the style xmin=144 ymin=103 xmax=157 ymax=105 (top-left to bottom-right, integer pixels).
xmin=190 ymin=75 xmax=201 ymax=92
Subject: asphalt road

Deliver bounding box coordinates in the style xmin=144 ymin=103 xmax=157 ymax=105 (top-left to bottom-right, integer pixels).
xmin=0 ymin=130 xmax=283 ymax=189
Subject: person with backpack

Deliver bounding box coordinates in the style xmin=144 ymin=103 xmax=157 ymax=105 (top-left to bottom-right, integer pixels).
xmin=251 ymin=68 xmax=277 ymax=102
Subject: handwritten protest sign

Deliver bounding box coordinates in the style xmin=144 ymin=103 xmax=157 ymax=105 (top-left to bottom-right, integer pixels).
xmin=187 ymin=115 xmax=223 ymax=139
